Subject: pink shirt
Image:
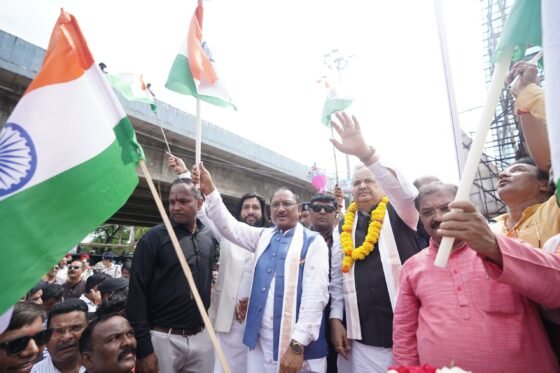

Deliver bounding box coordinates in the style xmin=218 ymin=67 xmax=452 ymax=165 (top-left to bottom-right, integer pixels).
xmin=393 ymin=235 xmax=560 ymax=373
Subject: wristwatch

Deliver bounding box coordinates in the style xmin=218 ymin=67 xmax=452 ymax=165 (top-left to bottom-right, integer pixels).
xmin=289 ymin=339 xmax=304 ymax=354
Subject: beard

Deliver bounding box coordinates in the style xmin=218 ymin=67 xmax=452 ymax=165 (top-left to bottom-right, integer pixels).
xmin=242 ymin=215 xmax=263 ymax=227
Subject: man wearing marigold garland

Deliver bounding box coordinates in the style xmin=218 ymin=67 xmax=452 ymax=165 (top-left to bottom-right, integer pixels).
xmin=328 ymin=112 xmax=420 ymax=372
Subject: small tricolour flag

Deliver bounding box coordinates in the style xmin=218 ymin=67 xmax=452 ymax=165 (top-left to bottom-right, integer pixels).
xmin=319 ymin=78 xmax=353 ymax=126
xmin=105 ymin=72 xmax=157 ymax=111
xmin=166 ymin=1 xmax=235 ymax=109
xmin=0 ymin=10 xmax=144 ymax=313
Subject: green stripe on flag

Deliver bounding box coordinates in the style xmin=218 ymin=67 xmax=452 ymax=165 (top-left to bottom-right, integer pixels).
xmin=165 ymin=54 xmax=198 ymax=96
xmin=0 ymin=119 xmax=139 ymax=313
xmin=321 ymin=98 xmax=353 ymax=126
xmin=493 ymin=0 xmax=542 ymax=63
xmin=114 ymin=117 xmax=145 ymax=164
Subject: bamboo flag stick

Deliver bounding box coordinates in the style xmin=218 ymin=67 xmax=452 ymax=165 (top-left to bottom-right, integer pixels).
xmin=138 ymin=159 xmax=231 ymax=373
xmin=330 ymin=124 xmax=340 ymax=185
xmin=434 ymin=47 xmax=514 ymax=268
xmin=195 ymin=99 xmax=202 ymax=168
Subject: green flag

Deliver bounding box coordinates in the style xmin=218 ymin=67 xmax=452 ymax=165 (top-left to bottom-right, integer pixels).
xmin=493 ymin=0 xmax=542 ymax=63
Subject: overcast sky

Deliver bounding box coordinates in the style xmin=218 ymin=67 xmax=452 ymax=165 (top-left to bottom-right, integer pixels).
xmin=0 ymin=0 xmax=487 ymax=186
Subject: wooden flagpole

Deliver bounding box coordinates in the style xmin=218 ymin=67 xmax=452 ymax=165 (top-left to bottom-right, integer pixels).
xmin=138 ymin=159 xmax=230 ymax=372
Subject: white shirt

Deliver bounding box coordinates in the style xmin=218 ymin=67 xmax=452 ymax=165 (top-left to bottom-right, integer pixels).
xmin=97 ymin=262 xmax=121 ymax=278
xmin=32 ymin=354 xmax=85 ymax=373
xmin=79 ymin=294 xmax=97 ymax=312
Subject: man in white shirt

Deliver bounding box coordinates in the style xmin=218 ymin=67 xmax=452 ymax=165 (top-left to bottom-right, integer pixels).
xmin=97 ymin=252 xmax=121 ymax=278
xmin=78 ymin=274 xmax=109 ymax=313
xmin=32 ymin=299 xmax=87 ymax=373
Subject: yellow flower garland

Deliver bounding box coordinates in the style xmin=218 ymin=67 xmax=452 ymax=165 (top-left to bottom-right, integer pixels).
xmin=340 ymin=197 xmax=389 ymax=273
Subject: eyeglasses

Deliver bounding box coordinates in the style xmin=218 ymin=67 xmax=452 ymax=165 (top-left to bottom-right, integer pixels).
xmin=67 ymin=265 xmax=81 ymax=270
xmin=310 ymin=204 xmax=336 ymax=213
xmin=51 ymin=324 xmax=86 ymax=337
xmin=270 ymin=201 xmax=297 ymax=209
xmin=420 ymin=204 xmax=451 ymax=218
xmin=0 ymin=329 xmax=53 ymax=355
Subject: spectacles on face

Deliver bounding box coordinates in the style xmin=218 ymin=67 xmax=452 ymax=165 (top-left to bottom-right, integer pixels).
xmin=68 ymin=265 xmax=81 ymax=270
xmin=51 ymin=324 xmax=86 ymax=337
xmin=420 ymin=204 xmax=451 ymax=218
xmin=271 ymin=200 xmax=297 ymax=209
xmin=310 ymin=204 xmax=336 ymax=213
xmin=0 ymin=329 xmax=53 ymax=355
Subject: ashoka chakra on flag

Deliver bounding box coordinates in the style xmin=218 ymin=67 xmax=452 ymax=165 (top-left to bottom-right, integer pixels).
xmin=0 ymin=123 xmax=37 ymax=196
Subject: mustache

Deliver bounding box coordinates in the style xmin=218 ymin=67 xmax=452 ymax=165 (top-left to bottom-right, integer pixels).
xmin=430 ymin=220 xmax=441 ymax=230
xmin=117 ymin=346 xmax=136 ymax=361
xmin=56 ymin=342 xmax=77 ymax=351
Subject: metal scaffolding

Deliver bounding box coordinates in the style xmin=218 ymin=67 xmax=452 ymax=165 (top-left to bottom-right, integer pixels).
xmin=470 ymin=0 xmax=529 ymax=219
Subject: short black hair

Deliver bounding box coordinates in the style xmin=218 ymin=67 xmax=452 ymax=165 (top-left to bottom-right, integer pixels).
xmin=95 ymin=291 xmax=128 ymax=319
xmin=85 ymin=273 xmax=110 ymax=293
xmin=121 ymin=261 xmax=131 ymax=273
xmin=271 ymin=188 xmax=300 ymax=204
xmin=415 ymin=183 xmax=458 ymax=210
xmin=27 ymin=281 xmax=46 ymax=296
xmin=310 ymin=193 xmax=338 ymax=209
xmin=235 ymin=192 xmax=268 ymax=227
xmin=47 ymin=299 xmax=88 ymax=328
xmin=5 ymin=303 xmax=45 ymax=333
xmin=41 ymin=284 xmax=63 ymax=303
xmin=170 ymin=178 xmax=200 ymax=198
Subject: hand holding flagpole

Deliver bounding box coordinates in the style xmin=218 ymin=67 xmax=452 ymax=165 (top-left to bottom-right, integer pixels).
xmin=434 ymin=47 xmax=514 ymax=268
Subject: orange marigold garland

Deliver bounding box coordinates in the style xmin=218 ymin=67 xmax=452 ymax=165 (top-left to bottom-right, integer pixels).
xmin=340 ymin=197 xmax=389 ymax=273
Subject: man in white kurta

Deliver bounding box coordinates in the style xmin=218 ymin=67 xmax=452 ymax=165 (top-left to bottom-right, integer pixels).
xmin=328 ymin=112 xmax=420 ymax=372
xmin=193 ymin=166 xmax=330 ymax=373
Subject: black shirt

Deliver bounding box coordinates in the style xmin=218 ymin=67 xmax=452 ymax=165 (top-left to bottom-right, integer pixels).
xmin=349 ymin=203 xmax=419 ymax=347
xmin=126 ymin=220 xmax=218 ymax=359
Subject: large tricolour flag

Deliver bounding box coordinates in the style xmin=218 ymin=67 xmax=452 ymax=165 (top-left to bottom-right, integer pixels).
xmin=166 ymin=1 xmax=235 ymax=109
xmin=0 ymin=10 xmax=143 ymax=313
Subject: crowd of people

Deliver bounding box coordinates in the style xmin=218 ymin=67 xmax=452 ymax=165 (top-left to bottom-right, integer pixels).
xmin=1 ymin=61 xmax=559 ymax=373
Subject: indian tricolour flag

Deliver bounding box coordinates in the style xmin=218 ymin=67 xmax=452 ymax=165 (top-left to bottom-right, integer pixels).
xmin=320 ymin=79 xmax=353 ymax=126
xmin=165 ymin=0 xmax=235 ymax=109
xmin=0 ymin=10 xmax=143 ymax=313
xmin=105 ymin=72 xmax=157 ymax=111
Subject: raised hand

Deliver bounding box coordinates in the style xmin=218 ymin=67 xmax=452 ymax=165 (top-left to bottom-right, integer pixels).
xmin=329 ymin=112 xmax=377 ymax=165
xmin=191 ymin=162 xmax=215 ymax=196
xmin=168 ymin=153 xmax=188 ymax=175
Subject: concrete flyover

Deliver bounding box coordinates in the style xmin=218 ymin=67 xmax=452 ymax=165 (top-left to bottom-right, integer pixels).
xmin=0 ymin=30 xmax=316 ymax=226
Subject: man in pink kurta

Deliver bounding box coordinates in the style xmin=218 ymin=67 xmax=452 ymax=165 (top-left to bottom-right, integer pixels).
xmin=393 ymin=183 xmax=560 ymax=372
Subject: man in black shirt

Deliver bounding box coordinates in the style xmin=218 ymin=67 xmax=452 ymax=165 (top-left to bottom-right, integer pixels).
xmin=126 ymin=178 xmax=218 ymax=373
xmin=309 ymin=193 xmax=340 ymax=373
xmin=329 ymin=112 xmax=420 ymax=372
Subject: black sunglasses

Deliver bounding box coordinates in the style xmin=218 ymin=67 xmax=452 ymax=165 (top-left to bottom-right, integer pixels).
xmin=0 ymin=329 xmax=53 ymax=355
xmin=310 ymin=204 xmax=336 ymax=213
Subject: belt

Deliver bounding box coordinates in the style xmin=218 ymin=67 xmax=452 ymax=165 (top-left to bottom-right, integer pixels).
xmin=152 ymin=325 xmax=203 ymax=336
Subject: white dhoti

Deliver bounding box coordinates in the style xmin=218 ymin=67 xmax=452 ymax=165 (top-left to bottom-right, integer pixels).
xmin=246 ymin=327 xmax=327 ymax=373
xmin=337 ymin=341 xmax=393 ymax=373
xmin=213 ymin=319 xmax=248 ymax=373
